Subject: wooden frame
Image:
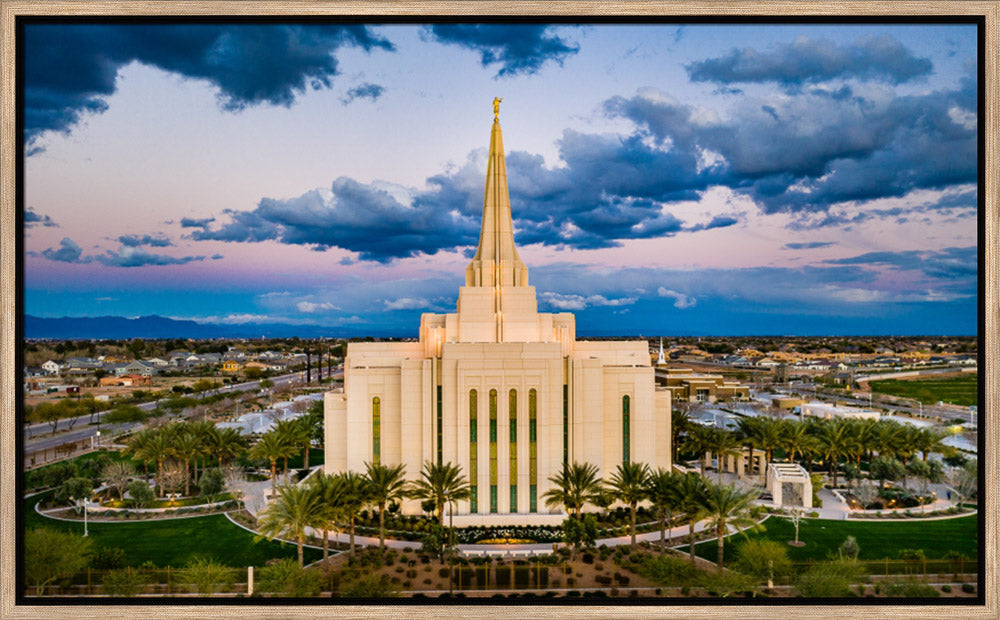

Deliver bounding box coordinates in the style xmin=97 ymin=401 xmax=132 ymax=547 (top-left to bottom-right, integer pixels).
xmin=2 ymin=2 xmax=996 ymax=618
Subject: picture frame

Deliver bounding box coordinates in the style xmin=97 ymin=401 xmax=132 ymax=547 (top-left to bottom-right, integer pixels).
xmin=1 ymin=1 xmax=996 ymax=618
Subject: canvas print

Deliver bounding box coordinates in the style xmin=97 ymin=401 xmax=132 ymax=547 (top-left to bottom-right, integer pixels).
xmin=19 ymin=20 xmax=981 ymax=603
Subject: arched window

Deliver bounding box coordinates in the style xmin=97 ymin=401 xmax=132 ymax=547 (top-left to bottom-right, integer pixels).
xmin=529 ymin=388 xmax=537 ymax=512
xmin=489 ymin=389 xmax=498 ymax=513
xmin=622 ymin=395 xmax=631 ymax=464
xmin=469 ymin=389 xmax=478 ymax=513
xmin=509 ymin=389 xmax=517 ymax=512
xmin=372 ymin=396 xmax=381 ymax=466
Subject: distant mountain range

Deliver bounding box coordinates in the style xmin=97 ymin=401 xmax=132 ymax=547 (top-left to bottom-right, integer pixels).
xmin=23 ymin=314 xmax=393 ymax=340
xmin=23 ymin=314 xmax=657 ymax=340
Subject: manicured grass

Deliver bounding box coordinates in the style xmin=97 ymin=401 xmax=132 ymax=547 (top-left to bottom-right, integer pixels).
xmin=25 ymin=493 xmax=322 ymax=568
xmin=694 ymin=514 xmax=978 ymax=563
xmin=869 ymin=374 xmax=978 ymax=406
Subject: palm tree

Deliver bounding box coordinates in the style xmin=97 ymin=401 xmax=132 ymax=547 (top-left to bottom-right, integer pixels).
xmin=755 ymin=417 xmax=784 ymax=476
xmin=186 ymin=419 xmax=216 ymax=479
xmin=815 ymin=418 xmax=852 ymax=487
xmin=212 ymin=427 xmax=247 ymax=467
xmin=670 ymin=408 xmax=692 ymax=463
xmin=257 ymin=482 xmax=326 ymax=567
xmin=700 ymin=481 xmax=760 ymax=571
xmin=273 ymin=419 xmax=307 ymax=474
xmin=144 ymin=428 xmax=175 ymax=497
xmin=736 ymin=417 xmax=762 ymax=476
xmin=338 ymin=471 xmax=369 ymax=556
xmin=123 ymin=428 xmax=154 ymax=484
xmin=646 ymin=468 xmax=682 ymax=549
xmin=779 ymin=418 xmax=817 ymax=464
xmin=670 ymin=472 xmax=709 ymax=564
xmin=875 ymin=420 xmax=906 ymax=461
xmin=542 ymin=461 xmax=605 ymax=519
xmin=406 ymin=461 xmax=470 ymax=527
xmin=606 ymin=461 xmax=651 ymax=547
xmin=680 ymin=425 xmax=714 ymax=475
xmin=364 ymin=461 xmax=407 ymax=552
xmin=173 ymin=431 xmax=201 ymax=496
xmin=309 ymin=472 xmax=347 ymax=561
xmin=914 ymin=427 xmax=952 ymax=462
xmin=250 ymin=431 xmax=296 ymax=496
xmin=706 ymin=429 xmax=741 ymax=482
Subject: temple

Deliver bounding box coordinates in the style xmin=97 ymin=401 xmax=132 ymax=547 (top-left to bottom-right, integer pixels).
xmin=324 ymin=103 xmax=672 ymax=524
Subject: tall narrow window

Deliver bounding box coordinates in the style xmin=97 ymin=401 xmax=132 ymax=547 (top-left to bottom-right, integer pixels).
xmin=622 ymin=395 xmax=631 ymax=464
xmin=509 ymin=389 xmax=517 ymax=512
xmin=529 ymin=388 xmax=537 ymax=513
xmin=562 ymin=384 xmax=569 ymax=464
xmin=469 ymin=389 xmax=478 ymax=513
xmin=489 ymin=389 xmax=497 ymax=513
xmin=436 ymin=385 xmax=443 ymax=465
xmin=372 ymin=396 xmax=381 ymax=466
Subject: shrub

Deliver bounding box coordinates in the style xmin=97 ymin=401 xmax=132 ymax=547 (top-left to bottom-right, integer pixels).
xmin=101 ymin=567 xmax=148 ymax=597
xmin=198 ymin=468 xmax=226 ymax=496
xmin=127 ymin=480 xmax=155 ymax=508
xmin=340 ymin=573 xmax=400 ymax=598
xmin=941 ymin=585 xmax=952 ymax=593
xmin=961 ymin=583 xmax=975 ymax=593
xmin=734 ymin=539 xmax=792 ymax=581
xmin=581 ymin=552 xmax=594 ymax=564
xmin=881 ymin=578 xmax=941 ymax=598
xmin=90 ymin=546 xmax=127 ymax=570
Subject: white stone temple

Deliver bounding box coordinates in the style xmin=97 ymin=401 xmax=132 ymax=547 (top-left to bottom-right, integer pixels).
xmin=325 ymin=104 xmax=672 ymax=523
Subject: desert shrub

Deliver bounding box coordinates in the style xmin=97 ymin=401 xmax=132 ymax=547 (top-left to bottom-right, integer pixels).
xmin=257 ymin=558 xmax=324 ymax=597
xmin=881 ymin=578 xmax=941 ymax=598
xmin=90 ymin=546 xmax=127 ymax=570
xmin=101 ymin=567 xmax=148 ymax=597
xmin=339 ymin=573 xmax=399 ymax=598
xmin=734 ymin=539 xmax=792 ymax=580
xmin=962 ymin=583 xmax=975 ymax=593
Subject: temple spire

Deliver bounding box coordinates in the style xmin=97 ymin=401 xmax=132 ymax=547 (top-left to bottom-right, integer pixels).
xmin=465 ymin=102 xmax=529 ymax=288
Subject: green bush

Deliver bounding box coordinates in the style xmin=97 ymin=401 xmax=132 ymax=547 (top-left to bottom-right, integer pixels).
xmin=90 ymin=546 xmax=127 ymax=570
xmin=734 ymin=539 xmax=792 ymax=580
xmin=127 ymin=480 xmax=155 ymax=508
xmin=102 ymin=567 xmax=148 ymax=596
xmin=198 ymin=468 xmax=226 ymax=496
xmin=961 ymin=583 xmax=974 ymax=593
xmin=881 ymin=578 xmax=941 ymax=598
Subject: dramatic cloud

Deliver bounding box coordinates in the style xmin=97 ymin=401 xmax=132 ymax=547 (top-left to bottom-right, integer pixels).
xmin=604 ymin=73 xmax=976 ymax=216
xmin=784 ymin=242 xmax=835 ymax=250
xmin=25 ymin=207 xmax=57 ymax=227
xmin=118 ymin=234 xmax=173 ymax=247
xmin=657 ymin=287 xmax=696 ymax=309
xmin=687 ymin=214 xmax=739 ymax=232
xmin=342 ymin=82 xmax=385 ymax=104
xmin=425 ymin=25 xmax=579 ymax=76
xmin=41 ymin=237 xmax=87 ymax=263
xmin=187 ymin=177 xmax=481 ymax=262
xmin=686 ymin=35 xmax=933 ymax=86
xmin=24 ymin=24 xmax=394 ymax=147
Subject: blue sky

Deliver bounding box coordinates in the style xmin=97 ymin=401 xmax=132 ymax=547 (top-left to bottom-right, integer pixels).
xmin=23 ymin=22 xmax=979 ymax=336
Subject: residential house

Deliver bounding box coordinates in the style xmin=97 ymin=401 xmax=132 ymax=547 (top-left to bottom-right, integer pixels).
xmin=41 ymin=360 xmax=61 ymax=375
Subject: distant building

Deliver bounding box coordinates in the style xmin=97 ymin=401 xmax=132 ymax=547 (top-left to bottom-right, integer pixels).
xmin=41 ymin=360 xmax=61 ymax=375
xmin=799 ymin=402 xmax=880 ymax=421
xmin=660 ymin=368 xmax=750 ymax=403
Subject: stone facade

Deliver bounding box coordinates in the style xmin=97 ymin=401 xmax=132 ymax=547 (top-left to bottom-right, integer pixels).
xmin=325 ymin=112 xmax=671 ymax=521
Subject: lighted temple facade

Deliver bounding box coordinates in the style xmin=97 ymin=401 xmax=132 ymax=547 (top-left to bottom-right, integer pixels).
xmin=325 ymin=102 xmax=672 ymax=523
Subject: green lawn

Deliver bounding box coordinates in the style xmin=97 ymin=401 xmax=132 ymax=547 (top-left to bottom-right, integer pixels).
xmin=869 ymin=373 xmax=978 ymax=406
xmin=25 ymin=493 xmax=322 ymax=568
xmin=694 ymin=514 xmax=978 ymax=564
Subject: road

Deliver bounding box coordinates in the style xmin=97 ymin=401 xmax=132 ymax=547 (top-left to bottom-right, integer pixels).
xmin=23 ymin=369 xmax=342 ymax=457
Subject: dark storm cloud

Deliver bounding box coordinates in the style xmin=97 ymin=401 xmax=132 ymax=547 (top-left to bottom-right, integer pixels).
xmin=118 ymin=234 xmax=173 ymax=247
xmin=425 ymin=25 xmax=579 ymax=77
xmin=24 ymin=24 xmax=394 ymax=148
xmin=686 ymin=35 xmax=933 ymax=86
xmin=784 ymin=241 xmax=835 ymax=250
xmin=189 ymin=178 xmax=481 ymax=262
xmin=342 ymin=82 xmax=385 ymax=104
xmin=604 ymin=71 xmax=976 ymax=215
xmin=25 ymin=207 xmax=57 ymax=227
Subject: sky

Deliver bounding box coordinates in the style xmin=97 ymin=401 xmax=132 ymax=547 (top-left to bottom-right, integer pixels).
xmin=22 ymin=21 xmax=980 ymax=336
